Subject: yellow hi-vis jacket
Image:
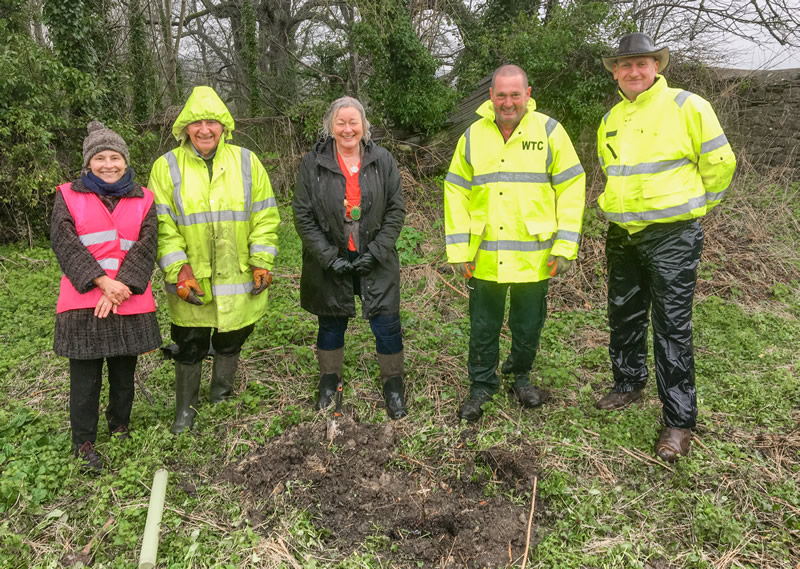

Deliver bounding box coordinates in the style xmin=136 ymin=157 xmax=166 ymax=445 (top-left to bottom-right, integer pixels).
xmin=149 ymin=86 xmax=280 ymax=331
xmin=444 ymin=99 xmax=586 ymax=283
xmin=597 ymin=76 xmax=736 ymax=233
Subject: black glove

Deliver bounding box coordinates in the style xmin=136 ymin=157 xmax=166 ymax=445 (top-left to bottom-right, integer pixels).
xmin=330 ymin=257 xmax=353 ymax=275
xmin=352 ymin=253 xmax=377 ymax=276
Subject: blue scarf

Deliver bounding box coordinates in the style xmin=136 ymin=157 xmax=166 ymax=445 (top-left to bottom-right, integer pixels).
xmin=81 ymin=168 xmax=136 ymax=197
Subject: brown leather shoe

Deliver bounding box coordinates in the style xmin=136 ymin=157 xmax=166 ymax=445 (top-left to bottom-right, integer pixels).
xmin=594 ymin=388 xmax=644 ymax=410
xmin=655 ymin=427 xmax=691 ymax=463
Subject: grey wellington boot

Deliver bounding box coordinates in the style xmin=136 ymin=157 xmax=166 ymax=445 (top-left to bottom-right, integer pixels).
xmin=171 ymin=362 xmax=202 ymax=434
xmin=210 ymin=354 xmax=239 ymax=403
xmin=377 ymin=351 xmax=408 ymax=420
xmin=316 ymin=347 xmax=344 ymax=410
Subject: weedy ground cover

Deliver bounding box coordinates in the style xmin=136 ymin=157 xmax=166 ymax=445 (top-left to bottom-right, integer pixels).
xmin=0 ymin=165 xmax=798 ymax=568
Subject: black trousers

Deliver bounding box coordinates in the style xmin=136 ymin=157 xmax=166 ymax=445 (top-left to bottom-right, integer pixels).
xmin=70 ymin=355 xmax=137 ymax=446
xmin=606 ymin=219 xmax=703 ymax=429
xmin=170 ymin=323 xmax=255 ymax=365
xmin=468 ymin=278 xmax=549 ymax=396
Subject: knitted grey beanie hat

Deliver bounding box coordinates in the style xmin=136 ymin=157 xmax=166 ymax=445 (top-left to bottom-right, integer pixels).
xmin=82 ymin=120 xmax=131 ymax=168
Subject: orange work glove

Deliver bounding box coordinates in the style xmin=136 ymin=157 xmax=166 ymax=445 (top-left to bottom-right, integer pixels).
xmin=251 ymin=267 xmax=272 ymax=295
xmin=176 ymin=264 xmax=205 ymax=305
xmin=547 ymin=255 xmax=574 ymax=277
xmin=450 ymin=261 xmax=476 ymax=279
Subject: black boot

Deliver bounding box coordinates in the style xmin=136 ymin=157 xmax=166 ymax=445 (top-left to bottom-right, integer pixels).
xmin=377 ymin=351 xmax=408 ymax=420
xmin=74 ymin=441 xmax=103 ymax=475
xmin=316 ymin=347 xmax=344 ymax=410
xmin=171 ymin=361 xmax=202 ymax=434
xmin=211 ymin=354 xmax=239 ymax=403
xmin=458 ymin=390 xmax=492 ymax=422
xmin=316 ymin=373 xmax=340 ymax=410
xmin=511 ymin=378 xmax=547 ymax=408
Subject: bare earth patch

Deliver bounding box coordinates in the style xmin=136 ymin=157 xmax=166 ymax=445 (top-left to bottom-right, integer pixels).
xmin=226 ymin=416 xmax=540 ymax=567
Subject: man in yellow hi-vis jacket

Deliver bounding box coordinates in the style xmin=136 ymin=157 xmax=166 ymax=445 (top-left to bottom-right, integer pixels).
xmin=149 ymin=86 xmax=280 ymax=434
xmin=445 ymin=64 xmax=586 ymax=422
xmin=595 ymin=34 xmax=736 ymax=462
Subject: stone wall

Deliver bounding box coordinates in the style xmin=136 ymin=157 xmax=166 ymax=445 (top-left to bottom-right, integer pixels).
xmin=713 ymin=68 xmax=800 ymax=172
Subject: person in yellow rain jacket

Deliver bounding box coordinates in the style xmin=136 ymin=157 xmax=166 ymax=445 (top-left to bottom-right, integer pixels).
xmin=149 ymin=86 xmax=280 ymax=434
xmin=444 ymin=64 xmax=586 ymax=422
xmin=594 ymin=34 xmax=736 ymax=463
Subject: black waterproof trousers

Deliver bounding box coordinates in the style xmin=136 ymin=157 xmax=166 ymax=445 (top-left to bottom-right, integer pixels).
xmin=468 ymin=278 xmax=549 ymax=396
xmin=170 ymin=324 xmax=255 ymax=365
xmin=606 ymin=219 xmax=703 ymax=429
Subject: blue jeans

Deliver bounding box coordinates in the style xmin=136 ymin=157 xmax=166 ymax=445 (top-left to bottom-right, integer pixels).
xmin=317 ymin=313 xmax=403 ymax=354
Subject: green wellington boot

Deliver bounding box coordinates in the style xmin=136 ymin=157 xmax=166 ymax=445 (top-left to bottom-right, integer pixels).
xmin=211 ymin=354 xmax=239 ymax=403
xmin=171 ymin=361 xmax=202 ymax=434
xmin=377 ymin=351 xmax=408 ymax=420
xmin=316 ymin=347 xmax=344 ymax=410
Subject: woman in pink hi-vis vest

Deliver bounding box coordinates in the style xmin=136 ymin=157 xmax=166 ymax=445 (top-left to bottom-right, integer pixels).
xmin=51 ymin=121 xmax=161 ymax=475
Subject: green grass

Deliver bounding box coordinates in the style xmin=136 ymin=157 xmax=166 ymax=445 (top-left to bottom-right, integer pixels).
xmin=1 ymin=195 xmax=799 ymax=568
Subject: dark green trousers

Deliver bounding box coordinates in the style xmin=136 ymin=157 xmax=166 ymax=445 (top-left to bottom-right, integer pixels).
xmin=468 ymin=278 xmax=549 ymax=396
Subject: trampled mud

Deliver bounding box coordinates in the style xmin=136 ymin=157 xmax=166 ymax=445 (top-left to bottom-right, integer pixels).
xmin=226 ymin=416 xmax=540 ymax=567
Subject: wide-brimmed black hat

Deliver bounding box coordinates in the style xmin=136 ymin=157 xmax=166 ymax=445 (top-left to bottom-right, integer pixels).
xmin=602 ymin=33 xmax=669 ymax=73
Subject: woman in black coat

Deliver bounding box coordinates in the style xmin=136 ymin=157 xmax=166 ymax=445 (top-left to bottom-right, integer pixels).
xmin=292 ymin=96 xmax=407 ymax=419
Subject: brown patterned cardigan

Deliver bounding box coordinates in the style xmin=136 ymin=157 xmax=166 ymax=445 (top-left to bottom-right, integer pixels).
xmin=50 ymin=178 xmax=162 ymax=359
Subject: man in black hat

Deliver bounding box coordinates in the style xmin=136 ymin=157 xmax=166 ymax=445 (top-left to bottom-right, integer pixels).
xmin=594 ymin=33 xmax=736 ymax=462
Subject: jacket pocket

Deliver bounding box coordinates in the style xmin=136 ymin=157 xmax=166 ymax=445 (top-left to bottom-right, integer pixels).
xmin=525 ymin=219 xmax=556 ymax=241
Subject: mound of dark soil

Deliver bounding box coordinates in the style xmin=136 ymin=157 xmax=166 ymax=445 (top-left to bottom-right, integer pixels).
xmin=226 ymin=416 xmax=540 ymax=567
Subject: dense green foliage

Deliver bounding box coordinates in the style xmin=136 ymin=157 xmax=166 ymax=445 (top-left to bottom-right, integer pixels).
xmin=354 ymin=0 xmax=457 ymax=134
xmin=0 ymin=171 xmax=799 ymax=566
xmin=456 ymin=1 xmax=617 ymax=135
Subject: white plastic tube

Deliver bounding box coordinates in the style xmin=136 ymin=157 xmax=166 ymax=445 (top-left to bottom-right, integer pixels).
xmin=138 ymin=469 xmax=168 ymax=569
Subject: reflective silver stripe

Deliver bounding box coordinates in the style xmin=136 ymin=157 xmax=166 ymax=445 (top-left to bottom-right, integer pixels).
xmin=706 ymin=187 xmax=728 ymax=202
xmin=165 ymin=151 xmax=185 ymax=217
xmin=674 ymin=90 xmax=692 ymax=108
xmin=603 ymin=195 xmax=707 ymax=223
xmin=701 ymin=134 xmax=728 ymax=154
xmin=464 ymin=126 xmax=472 ymax=167
xmin=552 ymin=164 xmax=585 ymax=186
xmin=177 ymin=210 xmax=250 ymax=226
xmin=445 ymin=233 xmax=470 ymax=245
xmin=599 ymin=155 xmax=605 ymax=167
xmin=98 ymin=258 xmax=120 ymax=270
xmin=555 ymin=230 xmax=580 ymax=243
xmin=606 ymin=130 xmax=617 ymax=137
xmin=603 ymin=111 xmax=610 ymax=124
xmin=252 ymin=197 xmax=277 ymax=212
xmin=445 ymin=171 xmax=472 ymax=190
xmin=606 ymin=157 xmax=692 ymax=177
xmin=213 ymin=282 xmax=254 ymax=295
xmin=546 ymin=141 xmax=553 ymax=174
xmin=545 ymin=117 xmax=558 ymax=137
xmin=479 ymin=238 xmax=554 ymax=252
xmin=158 ymin=250 xmax=188 ymax=270
xmin=241 ymin=148 xmax=253 ymax=212
xmin=164 ymin=281 xmax=255 ymax=295
xmin=79 ymin=230 xmax=117 ymax=247
xmin=120 ymin=239 xmax=136 ymax=251
xmin=155 ymin=203 xmax=176 ymax=221
xmin=250 ymin=244 xmax=278 ymax=256
xmin=473 ymin=172 xmax=550 ymax=185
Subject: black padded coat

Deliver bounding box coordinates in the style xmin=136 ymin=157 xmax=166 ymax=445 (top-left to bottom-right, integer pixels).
xmin=292 ymin=137 xmax=405 ymax=319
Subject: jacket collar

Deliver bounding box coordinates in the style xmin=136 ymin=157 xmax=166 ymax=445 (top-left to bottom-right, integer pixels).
xmin=313 ymin=137 xmax=378 ymax=172
xmin=617 ymin=74 xmax=668 ymax=105
xmin=476 ymin=97 xmax=537 ymax=121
